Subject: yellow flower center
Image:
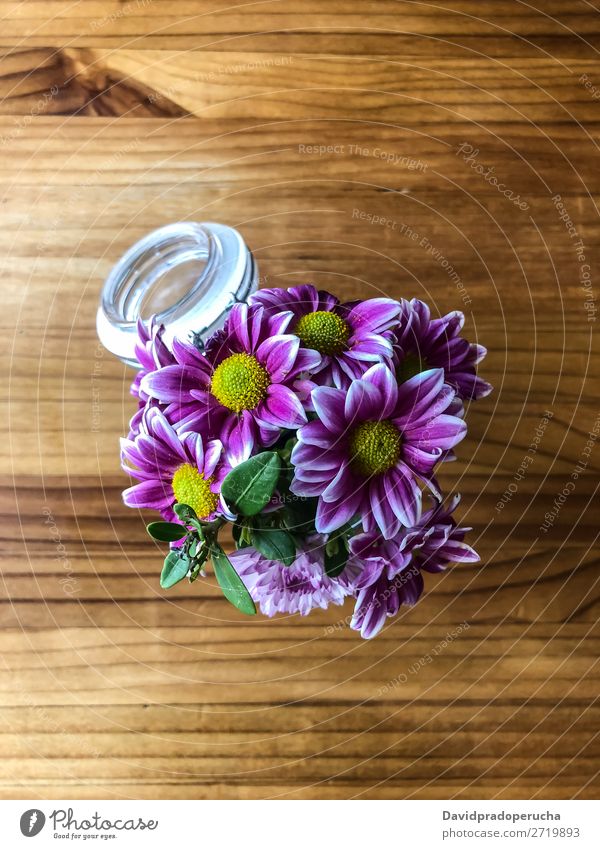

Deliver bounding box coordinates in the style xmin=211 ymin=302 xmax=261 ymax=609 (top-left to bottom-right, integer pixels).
xmin=398 ymin=353 xmax=426 ymax=382
xmin=349 ymin=420 xmax=401 ymax=476
xmin=210 ymin=353 xmax=270 ymax=413
xmin=294 ymin=310 xmax=350 ymax=356
xmin=172 ymin=463 xmax=218 ymax=519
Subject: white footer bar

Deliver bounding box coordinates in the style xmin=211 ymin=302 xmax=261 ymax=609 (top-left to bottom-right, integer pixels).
xmin=0 ymin=799 xmax=598 ymax=849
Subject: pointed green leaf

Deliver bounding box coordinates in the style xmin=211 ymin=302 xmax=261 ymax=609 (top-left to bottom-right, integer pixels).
xmin=174 ymin=503 xmax=197 ymax=522
xmin=251 ymin=528 xmax=296 ymax=567
xmin=221 ymin=451 xmax=281 ymax=516
xmin=188 ymin=545 xmax=209 ymax=583
xmin=211 ymin=544 xmax=256 ymax=615
xmin=160 ymin=551 xmax=190 ymax=589
xmin=147 ymin=521 xmax=187 ymax=542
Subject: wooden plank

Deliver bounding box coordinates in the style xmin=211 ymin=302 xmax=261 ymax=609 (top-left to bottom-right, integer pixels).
xmin=1 ymin=49 xmax=600 ymax=124
xmin=0 ymin=2 xmax=599 ymax=56
xmin=1 ymin=120 xmax=599 ymax=190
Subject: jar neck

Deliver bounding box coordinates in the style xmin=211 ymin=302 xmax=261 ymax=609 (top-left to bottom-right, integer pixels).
xmin=97 ymin=222 xmax=258 ymax=365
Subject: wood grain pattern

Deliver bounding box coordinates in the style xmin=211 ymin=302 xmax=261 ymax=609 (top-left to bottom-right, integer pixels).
xmin=0 ymin=1 xmax=599 ymax=800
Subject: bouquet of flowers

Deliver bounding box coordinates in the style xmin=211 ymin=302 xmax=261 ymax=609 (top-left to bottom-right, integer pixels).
xmin=120 ymin=285 xmax=491 ymax=638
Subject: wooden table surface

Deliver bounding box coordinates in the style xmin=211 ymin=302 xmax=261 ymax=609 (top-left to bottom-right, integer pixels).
xmin=1 ymin=1 xmax=599 ymax=800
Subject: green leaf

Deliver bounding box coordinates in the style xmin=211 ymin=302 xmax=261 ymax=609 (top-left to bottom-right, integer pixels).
xmin=188 ymin=537 xmax=202 ymax=558
xmin=324 ymin=540 xmax=349 ymax=578
xmin=147 ymin=521 xmax=187 ymax=542
xmin=188 ymin=546 xmax=209 ymax=582
xmin=221 ymin=451 xmax=281 ymax=517
xmin=251 ymin=528 xmax=296 ymax=567
xmin=188 ymin=518 xmax=206 ymax=535
xmin=232 ymin=522 xmax=251 ymax=550
xmin=160 ymin=551 xmax=190 ymax=589
xmin=174 ymin=503 xmax=197 ymax=522
xmin=211 ymin=544 xmax=256 ymax=615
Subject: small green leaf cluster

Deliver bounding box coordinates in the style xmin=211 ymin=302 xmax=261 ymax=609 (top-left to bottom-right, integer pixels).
xmin=147 ymin=446 xmax=358 ymax=616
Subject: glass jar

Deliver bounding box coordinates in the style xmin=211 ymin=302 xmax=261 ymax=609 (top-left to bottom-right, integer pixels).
xmin=96 ymin=222 xmax=258 ymax=365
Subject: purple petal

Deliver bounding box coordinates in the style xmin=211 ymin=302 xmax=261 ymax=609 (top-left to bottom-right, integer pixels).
xmin=384 ymin=467 xmax=422 ymax=526
xmin=361 ymin=363 xmax=398 ymax=416
xmin=289 ymin=477 xmax=326 ymax=497
xmin=203 ymin=439 xmax=223 ymax=478
xmin=173 ymin=400 xmax=222 ymax=438
xmin=141 ymin=365 xmax=205 ymax=403
xmin=250 ymin=287 xmax=290 ymax=311
xmin=401 ymin=443 xmax=443 ymax=474
xmin=172 ymin=338 xmax=209 ymax=370
xmin=259 ymin=384 xmax=306 ymax=428
xmin=248 ymin=304 xmax=266 ymax=349
xmin=223 ymin=411 xmax=255 ymax=465
xmin=312 ymin=386 xmax=348 ymax=432
xmin=386 ymin=550 xmax=413 ymax=579
xmin=291 ymin=442 xmax=342 ymax=471
xmin=347 ymin=298 xmax=400 ymax=333
xmin=352 ymin=556 xmax=386 ymax=590
xmin=149 ymin=410 xmax=187 ymax=460
xmin=407 ymin=414 xmax=467 ymax=451
xmin=321 ymin=461 xmax=354 ymax=503
xmin=293 ymin=466 xmax=331 ymax=482
xmin=181 ymin=431 xmax=204 ymax=469
xmin=393 ymin=368 xmax=445 ymax=425
xmin=296 ymin=420 xmax=336 ymax=448
xmin=293 ymin=284 xmax=323 ymax=311
xmin=454 ymin=373 xmax=493 ymax=400
xmin=136 ymin=433 xmax=181 ymax=468
xmin=418 ymin=470 xmax=443 ymax=499
xmin=289 ymin=347 xmax=322 ymax=378
xmin=344 ymin=378 xmax=382 ymax=422
xmin=351 ymin=582 xmax=388 ymax=639
xmin=369 ymin=477 xmax=401 ymax=539
xmin=315 ymin=489 xmax=362 ymax=533
xmin=440 ymin=538 xmax=480 ymax=563
xmin=346 ymin=333 xmax=393 ymax=361
xmin=120 ymin=438 xmax=148 ymax=471
xmin=122 ymin=479 xmax=172 ymax=510
xmin=257 ymin=419 xmax=282 ymax=447
xmin=293 ymin=377 xmax=317 ymax=407
xmin=336 ymin=354 xmax=362 ymax=382
xmin=229 ymin=302 xmax=251 ymax=350
xmin=267 ymin=309 xmax=294 ymax=337
xmin=257 ymin=334 xmax=299 ymax=382
xmin=399 ymin=571 xmax=424 ymax=606
xmin=473 ymin=344 xmax=487 ymax=364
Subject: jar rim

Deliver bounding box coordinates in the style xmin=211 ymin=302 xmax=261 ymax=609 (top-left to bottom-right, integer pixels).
xmin=101 ymin=222 xmax=214 ymax=326
xmin=97 ymin=222 xmax=257 ymax=365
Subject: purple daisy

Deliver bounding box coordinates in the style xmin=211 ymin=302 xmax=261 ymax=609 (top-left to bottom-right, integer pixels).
xmin=290 ymin=363 xmax=466 ymax=539
xmin=140 ymin=303 xmax=321 ymax=464
xmin=349 ymin=495 xmax=479 ymax=638
xmin=393 ymin=298 xmax=492 ymax=401
xmin=250 ymin=283 xmax=399 ymax=391
xmin=121 ymin=406 xmax=230 ymax=523
xmin=229 ymin=535 xmax=359 ymax=617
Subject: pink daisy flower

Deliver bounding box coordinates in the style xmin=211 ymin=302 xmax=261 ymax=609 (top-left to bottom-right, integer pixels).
xmin=250 ymin=283 xmax=399 ymax=391
xmin=290 ymin=363 xmax=466 ymax=539
xmin=140 ymin=303 xmax=321 ymax=464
